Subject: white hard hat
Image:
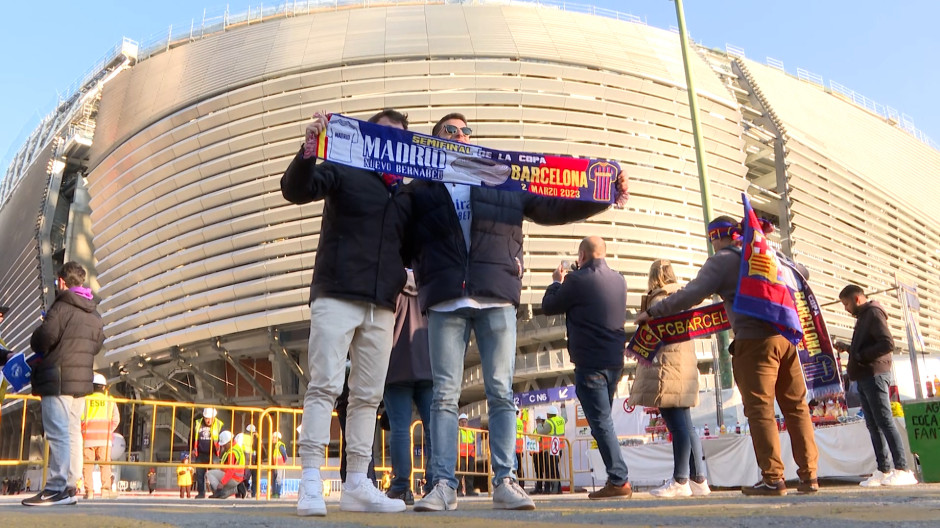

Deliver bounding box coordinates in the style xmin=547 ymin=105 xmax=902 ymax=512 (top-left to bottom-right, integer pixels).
xmin=93 ymin=373 xmax=107 ymax=386
xmin=547 ymin=405 xmax=559 ymax=415
xmin=203 ymin=408 xmax=217 ymax=419
xmin=536 ymin=414 xmax=546 ymax=421
xmin=272 ymin=431 xmax=282 ymax=440
xmin=219 ymin=430 xmax=233 ymax=445
xmin=246 ymin=424 xmax=256 ymax=433
xmin=234 ymin=433 xmax=245 ymax=446
xmin=458 ymin=413 xmax=469 ymax=420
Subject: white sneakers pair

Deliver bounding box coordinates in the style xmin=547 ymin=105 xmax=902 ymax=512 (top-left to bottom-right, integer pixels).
xmin=860 ymin=469 xmax=918 ymax=487
xmin=649 ymin=478 xmax=712 ymax=498
xmin=297 ymin=478 xmax=406 ymax=517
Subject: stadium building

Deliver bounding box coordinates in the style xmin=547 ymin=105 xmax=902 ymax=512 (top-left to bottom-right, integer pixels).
xmin=1 ymin=1 xmax=938 ymax=460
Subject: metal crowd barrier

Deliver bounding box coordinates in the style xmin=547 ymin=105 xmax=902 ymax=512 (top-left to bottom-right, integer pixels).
xmin=516 ymin=432 xmax=574 ymax=494
xmin=2 ymin=392 xmax=574 ymax=498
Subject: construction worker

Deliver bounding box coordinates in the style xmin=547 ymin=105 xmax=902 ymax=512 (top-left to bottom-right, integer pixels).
xmin=545 ymin=406 xmax=566 ymax=494
xmin=534 ymin=414 xmax=550 ymax=494
xmin=81 ymin=373 xmax=120 ymax=499
xmin=270 ymin=431 xmax=288 ymax=498
xmin=242 ymin=424 xmax=260 ymax=498
xmin=177 ymin=453 xmax=195 ymax=498
xmin=207 ymin=431 xmax=245 ymax=499
xmin=456 ymin=414 xmax=478 ymax=497
xmin=191 ymin=407 xmax=225 ymax=498
xmin=515 ymin=407 xmax=526 ymax=489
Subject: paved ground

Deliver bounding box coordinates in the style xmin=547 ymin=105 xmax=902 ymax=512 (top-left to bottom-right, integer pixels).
xmin=1 ymin=482 xmax=939 ymax=527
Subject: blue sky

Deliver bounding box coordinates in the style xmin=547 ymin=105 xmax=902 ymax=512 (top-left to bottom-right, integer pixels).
xmin=2 ymin=1 xmax=938 ymax=170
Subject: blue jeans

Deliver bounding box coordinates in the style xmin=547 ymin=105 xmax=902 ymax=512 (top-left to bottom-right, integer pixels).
xmin=574 ymin=367 xmax=628 ymax=486
xmin=857 ymin=372 xmax=907 ymax=472
xmin=659 ymin=407 xmax=706 ymax=481
xmin=385 ymin=380 xmax=434 ymax=493
xmin=428 ymin=306 xmax=517 ymax=488
xmin=41 ymin=395 xmax=84 ymax=491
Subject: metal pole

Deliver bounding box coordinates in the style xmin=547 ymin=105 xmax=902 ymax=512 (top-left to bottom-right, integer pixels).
xmin=673 ymin=0 xmax=733 ymax=393
xmin=897 ymin=279 xmax=924 ymax=399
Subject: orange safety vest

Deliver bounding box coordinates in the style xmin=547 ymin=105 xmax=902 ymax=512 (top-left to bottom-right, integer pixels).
xmin=81 ymin=392 xmax=120 ymax=447
xmin=458 ymin=428 xmax=476 ymax=458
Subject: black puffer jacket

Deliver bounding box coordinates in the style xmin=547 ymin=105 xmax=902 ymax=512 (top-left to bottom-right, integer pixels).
xmin=281 ymin=147 xmax=406 ymax=309
xmin=847 ymin=300 xmax=894 ymax=380
xmin=30 ymin=289 xmax=105 ymax=397
xmin=397 ymin=181 xmax=608 ymax=311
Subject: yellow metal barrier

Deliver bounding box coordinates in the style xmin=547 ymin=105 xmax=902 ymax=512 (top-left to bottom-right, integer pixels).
xmin=516 ymin=432 xmax=575 ymax=494
xmin=4 ymin=391 xmax=577 ymax=499
xmin=253 ymin=406 xmax=393 ymax=500
xmin=456 ymin=425 xmax=491 ymax=495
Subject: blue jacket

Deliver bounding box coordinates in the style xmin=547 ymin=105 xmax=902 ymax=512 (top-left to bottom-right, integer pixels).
xmin=541 ymin=258 xmax=627 ymax=369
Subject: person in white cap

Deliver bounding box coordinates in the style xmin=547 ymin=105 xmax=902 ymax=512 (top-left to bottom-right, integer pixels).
xmin=532 ymin=414 xmax=547 ymax=493
xmin=80 ymin=373 xmax=120 ymax=499
xmin=543 ymin=406 xmax=566 ymax=494
xmin=191 ymin=407 xmax=225 ymax=498
xmin=270 ymin=431 xmax=288 ymax=498
xmin=243 ymin=424 xmax=259 ymax=498
xmin=207 ymin=431 xmax=245 ymax=499
xmin=456 ymin=414 xmax=478 ymax=497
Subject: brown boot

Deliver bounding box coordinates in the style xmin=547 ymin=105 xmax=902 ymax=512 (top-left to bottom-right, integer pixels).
xmin=742 ymin=479 xmax=787 ymax=496
xmin=588 ymin=481 xmax=632 ymax=500
xmin=797 ymin=479 xmax=819 ymax=493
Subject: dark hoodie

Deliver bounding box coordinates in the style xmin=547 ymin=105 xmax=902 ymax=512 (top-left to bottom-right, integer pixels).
xmin=30 ymin=288 xmax=105 ymax=397
xmin=384 ymin=271 xmax=431 ymax=385
xmin=847 ymin=300 xmax=894 ymax=380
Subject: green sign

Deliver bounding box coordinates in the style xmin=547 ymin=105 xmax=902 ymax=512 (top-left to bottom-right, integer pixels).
xmin=903 ymin=399 xmax=940 ymax=482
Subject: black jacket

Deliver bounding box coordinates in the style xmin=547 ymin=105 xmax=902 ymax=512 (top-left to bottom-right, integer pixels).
xmin=847 ymin=300 xmax=894 ymax=380
xmin=29 ymin=289 xmax=105 ymax=397
xmin=385 ymin=272 xmax=432 ymax=385
xmin=281 ymin=147 xmax=406 ymax=309
xmin=397 ymin=181 xmax=608 ymax=311
xmin=541 ymin=258 xmax=627 ymax=369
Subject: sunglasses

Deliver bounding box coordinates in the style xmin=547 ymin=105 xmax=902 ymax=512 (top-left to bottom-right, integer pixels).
xmin=442 ymin=124 xmax=472 ymax=136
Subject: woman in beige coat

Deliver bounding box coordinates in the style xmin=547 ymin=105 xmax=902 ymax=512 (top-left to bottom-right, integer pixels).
xmin=630 ymin=259 xmax=710 ymax=498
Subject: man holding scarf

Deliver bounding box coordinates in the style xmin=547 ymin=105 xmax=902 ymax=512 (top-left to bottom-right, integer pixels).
xmin=399 ymin=113 xmax=628 ymax=512
xmin=281 ymin=108 xmax=410 ymax=517
xmin=635 ymin=216 xmax=819 ymax=496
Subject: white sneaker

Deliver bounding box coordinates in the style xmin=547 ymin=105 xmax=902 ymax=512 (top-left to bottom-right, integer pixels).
xmin=414 ymin=481 xmax=458 ymax=512
xmin=882 ymin=469 xmax=918 ymax=486
xmin=492 ymin=477 xmax=535 ymax=510
xmin=650 ymin=479 xmax=692 ymax=498
xmin=340 ymin=480 xmax=406 ymax=513
xmin=860 ymin=470 xmax=887 ymax=487
xmin=296 ymin=478 xmax=326 ymax=517
xmin=689 ymin=478 xmax=711 ymax=497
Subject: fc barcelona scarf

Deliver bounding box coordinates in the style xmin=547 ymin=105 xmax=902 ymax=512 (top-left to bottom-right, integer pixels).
xmin=733 ymin=194 xmax=804 ymax=344
xmin=314 ymin=113 xmax=624 ymax=205
xmin=626 ymin=303 xmax=731 ymax=363
xmin=734 ymin=193 xmax=842 ymax=396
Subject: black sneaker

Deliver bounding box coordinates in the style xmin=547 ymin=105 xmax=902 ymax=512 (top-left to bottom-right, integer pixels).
xmin=386 ymin=488 xmax=415 ymax=505
xmin=742 ymin=479 xmax=787 ymax=496
xmin=22 ymin=488 xmax=77 ymax=506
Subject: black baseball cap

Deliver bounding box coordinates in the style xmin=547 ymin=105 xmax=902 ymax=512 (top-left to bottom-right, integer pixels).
xmin=0 ymin=306 xmax=9 ymax=316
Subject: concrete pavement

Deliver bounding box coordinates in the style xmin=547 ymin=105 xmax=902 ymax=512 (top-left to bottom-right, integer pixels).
xmin=1 ymin=482 xmax=939 ymax=527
